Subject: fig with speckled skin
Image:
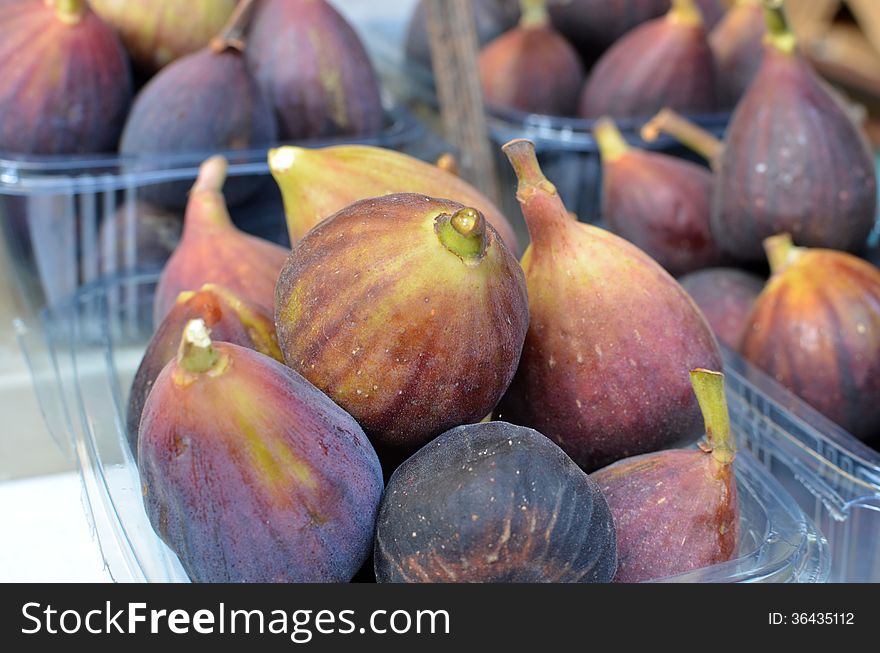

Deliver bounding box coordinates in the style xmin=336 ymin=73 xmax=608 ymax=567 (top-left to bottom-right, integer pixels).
xmin=593 ymin=369 xmax=738 ymax=582
xmin=710 ymin=0 xmax=765 ymax=107
xmin=479 ymin=0 xmax=584 ymax=117
xmin=268 ymin=144 xmax=520 ymax=254
xmin=739 ymin=234 xmax=880 ymax=441
xmin=374 ymin=421 xmax=617 ymax=583
xmin=126 ymin=284 xmax=282 ymax=457
xmin=153 ymin=156 xmax=288 ymax=324
xmin=594 ymin=117 xmax=724 ymax=276
xmin=0 ymin=0 xmax=132 ymax=154
xmin=496 ymin=139 xmax=722 ymax=472
xmin=579 ymin=0 xmax=717 ymax=120
xmin=679 ymin=267 xmax=764 ymax=347
xmin=274 ymin=193 xmax=529 ymax=457
xmin=139 ymin=319 xmax=383 ymax=583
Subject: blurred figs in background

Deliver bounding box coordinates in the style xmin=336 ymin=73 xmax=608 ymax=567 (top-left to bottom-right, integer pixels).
xmin=710 ymin=0 xmax=765 ymax=108
xmin=678 ymin=266 xmax=764 ymax=348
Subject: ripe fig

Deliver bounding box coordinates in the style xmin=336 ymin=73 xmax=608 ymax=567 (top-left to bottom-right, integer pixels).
xmin=695 ymin=0 xmax=726 ymax=29
xmin=592 ymin=368 xmax=738 ymax=582
xmin=119 ymin=0 xmax=277 ymax=209
xmin=594 ymin=117 xmax=725 ymax=276
xmin=245 ymin=0 xmax=383 ymax=140
xmin=739 ymin=234 xmax=880 ymax=440
xmin=497 ymin=139 xmax=722 ymax=472
xmin=678 ymin=267 xmax=765 ymax=348
xmin=89 ymin=0 xmax=236 ymax=75
xmin=709 ymin=0 xmax=765 ymax=107
xmin=126 ymin=284 xmax=282 ymax=458
xmin=268 ymin=144 xmax=520 ymax=254
xmin=98 ymin=201 xmax=182 ymax=276
xmin=0 ymin=0 xmax=132 ymax=154
xmin=374 ymin=421 xmax=617 ymax=583
xmin=153 ymin=156 xmax=289 ymax=325
xmin=139 ymin=319 xmax=383 ymax=582
xmin=479 ymin=0 xmax=584 ymax=117
xmin=274 ymin=193 xmax=529 ymax=457
xmin=578 ymin=0 xmax=718 ymax=120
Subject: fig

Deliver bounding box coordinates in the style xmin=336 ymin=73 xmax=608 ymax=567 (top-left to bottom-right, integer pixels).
xmin=0 ymin=0 xmax=132 ymax=154
xmin=478 ymin=0 xmax=584 ymax=117
xmin=274 ymin=193 xmax=529 ymax=457
xmin=98 ymin=201 xmax=182 ymax=276
xmin=153 ymin=156 xmax=288 ymax=325
xmin=739 ymin=234 xmax=880 ymax=440
xmin=119 ymin=0 xmax=277 ymax=209
xmin=374 ymin=421 xmax=617 ymax=583
xmin=138 ymin=319 xmax=383 ymax=582
xmin=496 ymin=139 xmax=722 ymax=472
xmin=245 ymin=0 xmax=383 ymax=140
xmin=709 ymin=0 xmax=765 ymax=107
xmin=268 ymin=144 xmax=521 ymax=254
xmin=548 ymin=0 xmax=668 ymax=66
xmin=695 ymin=0 xmax=726 ymax=29
xmin=678 ymin=267 xmax=765 ymax=348
xmin=592 ymin=368 xmax=739 ymax=582
xmin=89 ymin=0 xmax=236 ymax=75
xmin=578 ymin=0 xmax=718 ymax=120
xmin=594 ymin=117 xmax=724 ymax=276
xmin=126 ymin=283 xmax=282 ymax=458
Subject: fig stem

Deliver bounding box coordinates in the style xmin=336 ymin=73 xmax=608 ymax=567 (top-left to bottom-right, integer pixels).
xmin=640 ymin=109 xmax=724 ymax=169
xmin=435 ymin=153 xmax=460 ymax=177
xmin=519 ymin=0 xmax=549 ymax=27
xmin=763 ymin=233 xmax=801 ymax=275
xmin=177 ymin=319 xmax=221 ymax=374
xmin=185 ymin=156 xmax=233 ymax=231
xmin=436 ymin=208 xmax=488 ymax=261
xmin=593 ymin=118 xmax=631 ymax=163
xmin=210 ymin=0 xmax=256 ymax=53
xmin=763 ymin=0 xmax=796 ymax=55
xmin=689 ymin=369 xmax=736 ymax=466
xmin=48 ymin=0 xmax=86 ymax=23
xmin=668 ymin=0 xmax=703 ymax=27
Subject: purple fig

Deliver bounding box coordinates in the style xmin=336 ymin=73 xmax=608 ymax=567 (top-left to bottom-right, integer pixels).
xmin=678 ymin=266 xmax=765 ymax=348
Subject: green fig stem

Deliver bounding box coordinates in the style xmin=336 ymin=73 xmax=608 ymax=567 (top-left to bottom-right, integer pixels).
xmin=48 ymin=0 xmax=86 ymax=23
xmin=593 ymin=118 xmax=631 ymax=164
xmin=763 ymin=0 xmax=796 ymax=55
xmin=519 ymin=0 xmax=549 ymax=28
xmin=763 ymin=233 xmax=803 ymax=275
xmin=436 ymin=207 xmax=488 ymax=262
xmin=690 ymin=369 xmax=736 ymax=467
xmin=185 ymin=156 xmax=233 ymax=231
xmin=668 ymin=0 xmax=703 ymax=27
xmin=177 ymin=319 xmax=221 ymax=374
xmin=640 ymin=109 xmax=724 ymax=169
xmin=210 ymin=0 xmax=255 ymax=53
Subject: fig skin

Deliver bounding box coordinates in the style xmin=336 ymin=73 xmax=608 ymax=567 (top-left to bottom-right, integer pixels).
xmin=138 ymin=323 xmax=383 ymax=583
xmin=89 ymin=0 xmax=236 ymax=75
xmin=595 ymin=118 xmax=725 ymax=276
xmin=739 ymin=236 xmax=880 ymax=441
xmin=98 ymin=201 xmax=182 ymax=275
xmin=268 ymin=144 xmax=520 ymax=255
xmin=709 ymin=0 xmax=765 ymax=108
xmin=712 ymin=19 xmax=877 ymax=260
xmin=678 ymin=266 xmax=765 ymax=348
xmin=479 ymin=3 xmax=584 ymax=117
xmin=246 ymin=0 xmax=383 ymax=140
xmin=374 ymin=421 xmax=617 ymax=583
xmin=153 ymin=156 xmax=289 ymax=325
xmin=498 ymin=139 xmax=722 ymax=472
xmin=0 ymin=0 xmax=132 ymax=154
xmin=126 ymin=284 xmax=282 ymax=458
xmin=274 ymin=193 xmax=529 ymax=456
xmin=578 ymin=0 xmax=718 ymax=120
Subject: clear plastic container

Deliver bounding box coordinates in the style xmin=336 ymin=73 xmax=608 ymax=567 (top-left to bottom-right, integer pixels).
xmin=17 ymin=274 xmax=829 ymax=583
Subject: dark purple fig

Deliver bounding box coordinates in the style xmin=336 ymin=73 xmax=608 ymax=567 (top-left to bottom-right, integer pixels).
xmin=274 ymin=193 xmax=529 ymax=458
xmin=497 ymin=139 xmax=722 ymax=472
xmin=479 ymin=0 xmax=584 ymax=117
xmin=710 ymin=0 xmax=765 ymax=108
xmin=578 ymin=0 xmax=718 ymax=120
xmin=695 ymin=0 xmax=726 ymax=28
xmin=374 ymin=421 xmax=617 ymax=583
xmin=89 ymin=0 xmax=236 ymax=75
xmin=0 ymin=0 xmax=132 ymax=154
xmin=594 ymin=117 xmax=725 ymax=276
xmin=593 ymin=369 xmax=738 ymax=582
xmin=245 ymin=0 xmax=383 ymax=140
xmin=98 ymin=201 xmax=182 ymax=275
xmin=678 ymin=266 xmax=764 ymax=348
xmin=126 ymin=283 xmax=282 ymax=457
xmin=139 ymin=319 xmax=383 ymax=582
